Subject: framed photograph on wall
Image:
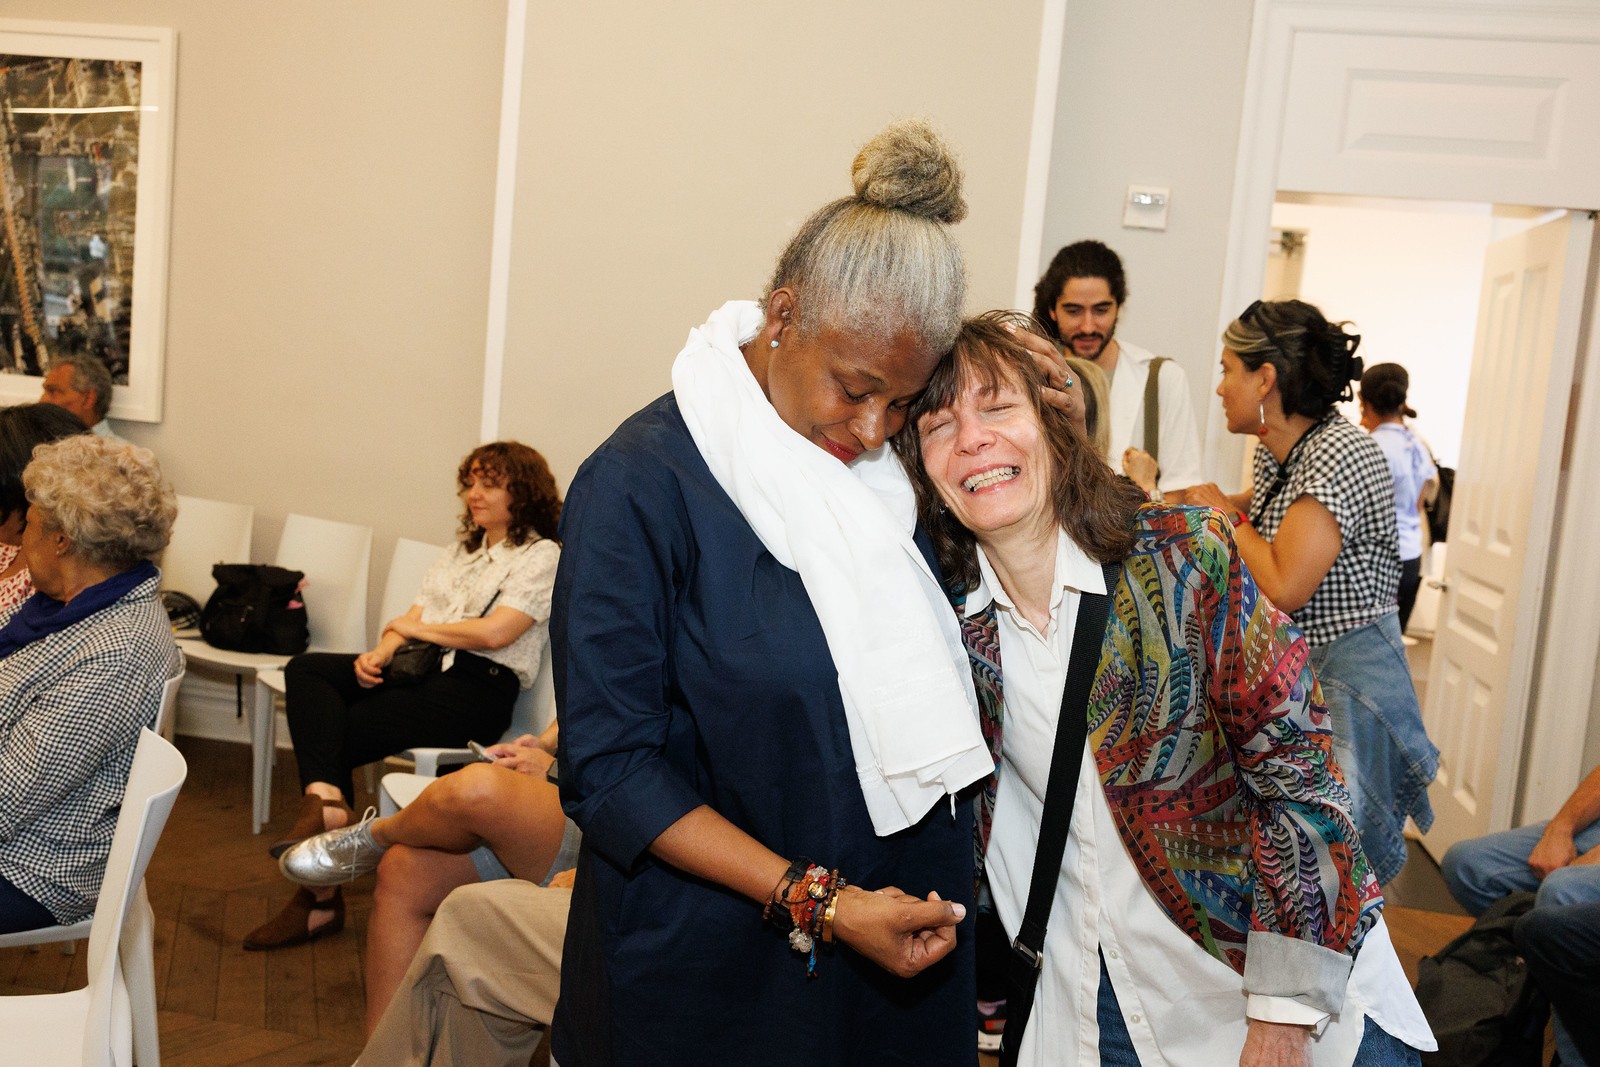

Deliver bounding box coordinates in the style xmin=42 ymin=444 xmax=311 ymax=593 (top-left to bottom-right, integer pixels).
xmin=0 ymin=20 xmax=176 ymax=422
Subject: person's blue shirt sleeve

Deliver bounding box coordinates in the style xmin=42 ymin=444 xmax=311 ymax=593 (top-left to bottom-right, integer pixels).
xmin=553 ymin=447 xmax=705 ymax=871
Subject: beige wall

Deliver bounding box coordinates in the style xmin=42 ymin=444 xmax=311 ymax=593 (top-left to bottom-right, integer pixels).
xmin=1039 ymin=0 xmax=1256 ymax=457
xmin=7 ymin=1 xmax=507 ymax=609
xmin=13 ymin=2 xmax=1050 ymax=617
xmin=496 ymin=1 xmax=1048 ymax=483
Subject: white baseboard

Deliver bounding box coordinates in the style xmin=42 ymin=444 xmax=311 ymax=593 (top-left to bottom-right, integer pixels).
xmin=174 ymin=665 xmax=292 ymax=749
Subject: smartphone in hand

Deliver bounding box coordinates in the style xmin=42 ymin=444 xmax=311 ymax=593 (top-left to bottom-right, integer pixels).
xmin=467 ymin=740 xmax=496 ymax=763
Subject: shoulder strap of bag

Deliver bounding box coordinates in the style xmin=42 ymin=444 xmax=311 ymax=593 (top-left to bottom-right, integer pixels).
xmin=1001 ymin=560 xmax=1120 ymax=1066
xmin=1142 ymin=357 xmax=1167 ymax=461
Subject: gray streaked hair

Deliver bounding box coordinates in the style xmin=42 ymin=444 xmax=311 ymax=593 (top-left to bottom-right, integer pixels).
xmin=53 ymin=353 xmax=115 ymax=423
xmin=765 ymin=120 xmax=968 ymax=353
xmin=24 ymin=434 xmax=176 ymax=570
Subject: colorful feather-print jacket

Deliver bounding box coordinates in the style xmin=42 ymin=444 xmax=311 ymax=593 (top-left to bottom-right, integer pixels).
xmin=963 ymin=505 xmax=1382 ymax=1000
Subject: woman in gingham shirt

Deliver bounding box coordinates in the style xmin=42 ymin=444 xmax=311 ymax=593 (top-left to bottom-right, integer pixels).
xmin=1190 ymin=300 xmax=1438 ymax=886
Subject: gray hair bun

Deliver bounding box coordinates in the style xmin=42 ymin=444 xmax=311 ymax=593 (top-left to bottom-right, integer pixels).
xmin=850 ymin=120 xmax=968 ymax=225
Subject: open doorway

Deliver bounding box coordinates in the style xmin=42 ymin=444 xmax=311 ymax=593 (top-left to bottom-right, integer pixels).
xmin=1258 ymin=194 xmax=1562 ymax=641
xmin=1250 ymin=194 xmax=1597 ymax=864
xmin=1211 ymin=0 xmax=1600 ymax=880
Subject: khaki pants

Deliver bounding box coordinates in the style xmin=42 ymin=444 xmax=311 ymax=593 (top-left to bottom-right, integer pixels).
xmin=359 ymin=880 xmax=570 ymax=1067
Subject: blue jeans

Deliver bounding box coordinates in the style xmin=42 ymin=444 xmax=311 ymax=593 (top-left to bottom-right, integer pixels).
xmin=1308 ymin=613 xmax=1438 ymax=885
xmin=1096 ymin=956 xmax=1420 ymax=1065
xmin=1440 ymin=819 xmax=1600 ymax=915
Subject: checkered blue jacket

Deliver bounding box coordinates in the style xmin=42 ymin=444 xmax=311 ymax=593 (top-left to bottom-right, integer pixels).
xmin=0 ymin=574 xmax=181 ymax=924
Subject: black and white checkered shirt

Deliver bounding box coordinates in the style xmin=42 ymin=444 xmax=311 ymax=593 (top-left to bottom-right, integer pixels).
xmin=1250 ymin=414 xmax=1400 ymax=646
xmin=0 ymin=574 xmax=181 ymax=924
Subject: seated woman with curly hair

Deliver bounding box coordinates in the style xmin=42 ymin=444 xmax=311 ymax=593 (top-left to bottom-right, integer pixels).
xmin=0 ymin=434 xmax=181 ymax=934
xmin=246 ymin=440 xmax=563 ymax=951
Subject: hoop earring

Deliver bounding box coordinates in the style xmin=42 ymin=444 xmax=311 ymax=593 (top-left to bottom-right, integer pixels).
xmin=1256 ymin=401 xmax=1269 ymax=439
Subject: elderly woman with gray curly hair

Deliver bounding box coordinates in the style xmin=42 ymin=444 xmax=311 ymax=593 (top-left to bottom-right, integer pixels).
xmin=0 ymin=434 xmax=181 ymax=934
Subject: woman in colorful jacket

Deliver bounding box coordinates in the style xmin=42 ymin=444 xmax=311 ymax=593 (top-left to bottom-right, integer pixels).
xmin=895 ymin=313 xmax=1433 ymax=1066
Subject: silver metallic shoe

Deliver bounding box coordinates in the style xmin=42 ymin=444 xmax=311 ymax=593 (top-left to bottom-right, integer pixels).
xmin=278 ymin=807 xmax=386 ymax=886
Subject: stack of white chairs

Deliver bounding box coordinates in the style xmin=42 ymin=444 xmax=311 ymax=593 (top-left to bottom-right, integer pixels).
xmin=0 ymin=729 xmax=188 ymax=1066
xmin=251 ymin=537 xmax=440 ymax=833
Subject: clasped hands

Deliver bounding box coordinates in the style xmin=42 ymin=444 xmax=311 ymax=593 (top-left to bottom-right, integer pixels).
xmin=830 ymin=883 xmax=966 ymax=979
xmin=353 ymin=614 xmax=427 ymax=687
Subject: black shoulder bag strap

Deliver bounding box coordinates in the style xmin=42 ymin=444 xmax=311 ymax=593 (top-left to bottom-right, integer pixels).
xmin=1000 ymin=559 xmax=1120 ymax=1067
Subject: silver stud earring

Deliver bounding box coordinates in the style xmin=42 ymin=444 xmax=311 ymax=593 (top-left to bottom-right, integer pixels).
xmin=769 ymin=339 xmax=779 ymax=349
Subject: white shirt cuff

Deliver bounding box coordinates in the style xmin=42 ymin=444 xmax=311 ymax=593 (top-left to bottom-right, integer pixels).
xmin=1246 ymin=993 xmax=1330 ymax=1034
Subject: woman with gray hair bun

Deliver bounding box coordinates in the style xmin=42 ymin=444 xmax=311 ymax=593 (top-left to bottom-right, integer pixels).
xmin=0 ymin=434 xmax=181 ymax=934
xmin=553 ymin=120 xmax=988 ymax=1065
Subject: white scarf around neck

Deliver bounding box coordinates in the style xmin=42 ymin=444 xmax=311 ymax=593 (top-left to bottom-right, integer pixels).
xmin=672 ymin=300 xmax=993 ymax=835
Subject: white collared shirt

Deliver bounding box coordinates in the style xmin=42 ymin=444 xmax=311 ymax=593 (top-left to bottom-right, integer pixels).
xmin=415 ymin=538 xmax=559 ymax=689
xmin=1104 ymin=340 xmax=1203 ymax=493
xmin=971 ymin=529 xmax=1431 ymax=1065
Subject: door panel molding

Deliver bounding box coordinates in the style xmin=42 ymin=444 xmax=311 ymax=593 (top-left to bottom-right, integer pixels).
xmin=1214 ymin=1 xmax=1600 ymax=838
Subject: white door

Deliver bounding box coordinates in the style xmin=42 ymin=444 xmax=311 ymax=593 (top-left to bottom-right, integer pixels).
xmin=1419 ymin=213 xmax=1596 ymax=859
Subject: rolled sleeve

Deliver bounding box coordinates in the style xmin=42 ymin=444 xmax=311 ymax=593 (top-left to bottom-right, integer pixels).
xmin=1243 ymin=930 xmax=1353 ymax=1016
xmin=1245 ymin=993 xmax=1330 ymax=1033
xmin=580 ymin=754 xmax=707 ymax=870
xmin=554 ymin=449 xmax=701 ymax=872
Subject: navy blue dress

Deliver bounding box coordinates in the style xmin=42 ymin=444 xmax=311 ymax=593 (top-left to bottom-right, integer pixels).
xmin=550 ymin=395 xmax=976 ymax=1066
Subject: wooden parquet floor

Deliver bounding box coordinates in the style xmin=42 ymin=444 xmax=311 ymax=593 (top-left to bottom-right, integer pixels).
xmin=3 ymin=736 xmax=1477 ymax=1067
xmin=0 ymin=737 xmax=377 ymax=1066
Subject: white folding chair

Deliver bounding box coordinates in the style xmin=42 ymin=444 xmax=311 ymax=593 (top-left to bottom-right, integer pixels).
xmin=153 ymin=660 xmax=185 ymax=743
xmin=175 ymin=513 xmax=372 ymax=833
xmin=251 ymin=537 xmax=440 ymax=832
xmin=158 ymin=495 xmax=253 ymax=603
xmin=0 ymin=730 xmax=188 ymax=1067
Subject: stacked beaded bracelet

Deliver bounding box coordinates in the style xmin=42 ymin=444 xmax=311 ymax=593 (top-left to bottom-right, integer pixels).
xmin=763 ymin=858 xmax=847 ymax=977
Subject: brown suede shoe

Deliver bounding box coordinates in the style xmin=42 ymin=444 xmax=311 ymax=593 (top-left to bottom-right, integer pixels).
xmin=242 ymin=887 xmax=344 ymax=951
xmin=269 ymin=795 xmax=353 ymax=859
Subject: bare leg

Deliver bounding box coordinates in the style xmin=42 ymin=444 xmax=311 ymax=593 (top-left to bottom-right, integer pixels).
xmin=305 ymin=780 xmax=349 ymax=819
xmin=364 ymin=846 xmax=479 ymax=1036
xmin=304 ymin=790 xmax=349 ymax=918
xmin=361 ymin=764 xmax=568 ymax=1035
xmin=370 ymin=763 xmax=566 ymax=879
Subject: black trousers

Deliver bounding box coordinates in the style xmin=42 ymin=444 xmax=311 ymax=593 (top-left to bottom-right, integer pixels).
xmin=283 ymin=650 xmax=517 ymax=803
xmin=1397 ymin=555 xmax=1423 ymax=633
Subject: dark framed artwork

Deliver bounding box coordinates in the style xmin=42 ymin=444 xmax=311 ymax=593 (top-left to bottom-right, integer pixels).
xmin=0 ymin=20 xmax=175 ymax=420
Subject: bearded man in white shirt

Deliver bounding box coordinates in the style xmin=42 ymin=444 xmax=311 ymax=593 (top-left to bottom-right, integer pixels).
xmin=1033 ymin=240 xmax=1202 ymax=501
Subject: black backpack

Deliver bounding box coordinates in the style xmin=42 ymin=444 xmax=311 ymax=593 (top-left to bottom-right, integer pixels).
xmin=199 ymin=563 xmax=310 ymax=655
xmin=1415 ymin=892 xmax=1549 ymax=1066
xmin=1425 ymin=465 xmax=1455 ymax=543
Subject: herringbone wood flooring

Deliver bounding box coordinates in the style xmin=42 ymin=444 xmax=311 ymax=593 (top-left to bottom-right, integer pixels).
xmin=4 ymin=737 xmax=1472 ymax=1066
xmin=0 ymin=737 xmax=375 ymax=1066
